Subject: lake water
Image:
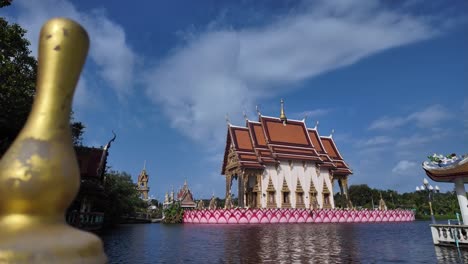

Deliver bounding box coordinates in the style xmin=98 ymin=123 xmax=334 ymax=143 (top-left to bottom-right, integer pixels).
xmin=101 ymin=221 xmax=468 ymax=263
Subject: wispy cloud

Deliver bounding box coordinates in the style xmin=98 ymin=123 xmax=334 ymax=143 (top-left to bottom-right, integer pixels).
xmin=292 ymin=109 xmax=333 ymax=121
xmin=369 ymin=104 xmax=451 ymax=130
xmin=144 ymin=0 xmax=445 ymax=145
xmin=12 ymin=0 xmax=137 ymax=99
xmin=392 ymin=160 xmax=418 ymax=175
xmin=356 ymin=135 xmax=393 ymax=147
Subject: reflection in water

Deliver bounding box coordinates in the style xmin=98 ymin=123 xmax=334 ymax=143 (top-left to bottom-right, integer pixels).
xmin=101 ymin=221 xmax=468 ymax=263
xmin=434 ymin=246 xmax=466 ymax=264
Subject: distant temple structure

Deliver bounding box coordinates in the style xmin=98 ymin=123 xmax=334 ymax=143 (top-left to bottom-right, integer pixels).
xmin=221 ymin=99 xmax=352 ymax=209
xmin=177 ymin=180 xmax=197 ymax=209
xmin=137 ymin=161 xmax=150 ymax=200
xmin=163 ymin=180 xmax=197 ymax=209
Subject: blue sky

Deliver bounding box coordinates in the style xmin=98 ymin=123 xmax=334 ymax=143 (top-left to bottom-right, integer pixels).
xmin=3 ymin=0 xmax=467 ymax=201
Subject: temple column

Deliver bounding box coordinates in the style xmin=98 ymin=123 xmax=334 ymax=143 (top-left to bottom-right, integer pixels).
xmin=225 ymin=174 xmax=232 ymax=200
xmin=238 ymin=173 xmax=244 ymax=208
xmin=340 ymin=177 xmax=353 ymax=208
xmin=454 ymin=178 xmax=468 ymax=225
xmin=243 ymin=174 xmax=249 ymax=208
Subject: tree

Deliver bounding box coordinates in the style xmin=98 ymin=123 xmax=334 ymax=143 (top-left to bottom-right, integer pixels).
xmin=103 ymin=170 xmax=147 ymax=226
xmin=70 ymin=111 xmax=86 ymax=146
xmin=162 ymin=203 xmax=184 ymax=224
xmin=0 ymin=15 xmax=37 ymax=157
xmin=0 ymin=0 xmax=12 ymax=8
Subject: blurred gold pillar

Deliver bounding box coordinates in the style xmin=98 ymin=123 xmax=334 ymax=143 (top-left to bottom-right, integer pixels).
xmin=0 ymin=18 xmax=107 ymax=263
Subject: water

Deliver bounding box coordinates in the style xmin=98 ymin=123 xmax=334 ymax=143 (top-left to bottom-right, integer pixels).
xmin=101 ymin=221 xmax=468 ymax=263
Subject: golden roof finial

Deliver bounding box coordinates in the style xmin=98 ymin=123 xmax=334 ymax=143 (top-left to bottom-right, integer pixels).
xmin=0 ymin=18 xmax=107 ymax=262
xmin=279 ymin=98 xmax=287 ymax=124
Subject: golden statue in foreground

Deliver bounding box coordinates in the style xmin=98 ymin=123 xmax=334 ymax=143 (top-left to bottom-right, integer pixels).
xmin=0 ymin=18 xmax=107 ymax=263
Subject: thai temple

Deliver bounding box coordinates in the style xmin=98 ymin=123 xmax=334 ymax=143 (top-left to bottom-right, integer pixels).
xmin=221 ymin=99 xmax=352 ymax=209
xmin=66 ymin=134 xmax=116 ymax=231
xmin=163 ymin=180 xmax=197 ymax=209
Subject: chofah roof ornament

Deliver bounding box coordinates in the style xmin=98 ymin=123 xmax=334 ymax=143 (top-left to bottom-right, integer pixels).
xmin=425 ymin=153 xmax=466 ymax=168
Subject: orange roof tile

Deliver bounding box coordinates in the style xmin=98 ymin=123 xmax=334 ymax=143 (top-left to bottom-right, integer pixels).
xmin=221 ymin=115 xmax=351 ymax=176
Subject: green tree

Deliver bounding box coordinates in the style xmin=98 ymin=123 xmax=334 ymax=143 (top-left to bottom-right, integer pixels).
xmin=162 ymin=203 xmax=184 ymax=224
xmin=0 ymin=15 xmax=37 ymax=157
xmin=103 ymin=170 xmax=147 ymax=226
xmin=0 ymin=0 xmax=12 ymax=8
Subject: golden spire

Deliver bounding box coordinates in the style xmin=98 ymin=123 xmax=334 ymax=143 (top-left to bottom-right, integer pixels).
xmin=279 ymin=98 xmax=287 ymax=124
xmin=0 ymin=18 xmax=107 ymax=262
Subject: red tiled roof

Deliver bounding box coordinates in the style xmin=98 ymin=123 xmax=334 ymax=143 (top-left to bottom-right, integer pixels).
xmin=221 ymin=115 xmax=352 ymax=175
xmin=320 ymin=136 xmax=352 ymax=174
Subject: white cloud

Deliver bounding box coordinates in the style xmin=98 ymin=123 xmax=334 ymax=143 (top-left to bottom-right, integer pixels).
xmin=368 ymin=116 xmax=407 ymax=130
xmin=13 ymin=0 xmax=136 ymax=98
xmin=369 ymin=104 xmax=451 ymax=130
xmin=357 ymin=135 xmax=393 ymax=147
xmin=292 ymin=109 xmax=332 ymax=120
xmin=144 ymin=0 xmax=443 ymax=145
xmin=392 ymin=160 xmax=418 ymax=175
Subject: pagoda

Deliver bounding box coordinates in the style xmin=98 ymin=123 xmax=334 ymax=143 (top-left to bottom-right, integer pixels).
xmin=137 ymin=161 xmax=150 ymax=200
xmin=221 ymin=99 xmax=352 ymax=209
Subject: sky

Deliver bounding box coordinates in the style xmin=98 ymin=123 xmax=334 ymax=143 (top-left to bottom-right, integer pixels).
xmin=2 ymin=0 xmax=467 ymax=201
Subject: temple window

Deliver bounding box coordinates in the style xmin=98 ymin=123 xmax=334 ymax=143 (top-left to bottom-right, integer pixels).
xmin=310 ymin=192 xmax=318 ymax=209
xmin=268 ymin=192 xmax=275 ymax=203
xmin=323 ymin=193 xmax=331 ymax=209
xmin=297 ymin=192 xmax=304 ymax=204
xmin=283 ymin=192 xmax=290 ymax=204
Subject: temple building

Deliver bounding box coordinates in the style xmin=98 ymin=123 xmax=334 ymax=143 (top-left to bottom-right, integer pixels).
xmin=163 ymin=180 xmax=197 ymax=209
xmin=137 ymin=162 xmax=150 ymax=201
xmin=177 ymin=180 xmax=197 ymax=209
xmin=66 ymin=133 xmax=116 ymax=231
xmin=221 ymin=99 xmax=352 ymax=209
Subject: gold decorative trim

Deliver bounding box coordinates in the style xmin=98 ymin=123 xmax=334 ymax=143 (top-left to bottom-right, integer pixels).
xmin=281 ymin=178 xmax=291 ymax=208
xmin=322 ymin=181 xmax=332 ymax=209
xmin=322 ymin=181 xmax=330 ymax=194
xmin=309 ymin=178 xmax=317 ymax=193
xmin=295 ymin=178 xmax=305 ymax=208
xmin=296 ymin=178 xmax=304 ymax=193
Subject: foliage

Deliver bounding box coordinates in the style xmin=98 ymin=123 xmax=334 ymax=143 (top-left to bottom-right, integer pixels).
xmin=0 ymin=0 xmax=12 ymax=8
xmin=103 ymin=170 xmax=147 ymax=226
xmin=163 ymin=203 xmax=184 ymax=224
xmin=0 ymin=16 xmax=37 ymax=157
xmin=70 ymin=111 xmax=86 ymax=146
xmin=337 ymin=184 xmax=461 ymax=220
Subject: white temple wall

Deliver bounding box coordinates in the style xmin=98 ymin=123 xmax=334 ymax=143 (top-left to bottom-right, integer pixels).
xmin=261 ymin=160 xmax=335 ymax=209
xmin=318 ymin=167 xmax=335 ymax=209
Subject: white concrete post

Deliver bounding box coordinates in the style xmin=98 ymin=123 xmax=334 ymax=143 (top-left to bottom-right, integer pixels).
xmin=454 ymin=178 xmax=468 ymax=225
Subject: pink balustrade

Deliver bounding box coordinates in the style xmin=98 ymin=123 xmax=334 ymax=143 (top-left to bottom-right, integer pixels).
xmin=183 ymin=209 xmax=415 ymax=224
